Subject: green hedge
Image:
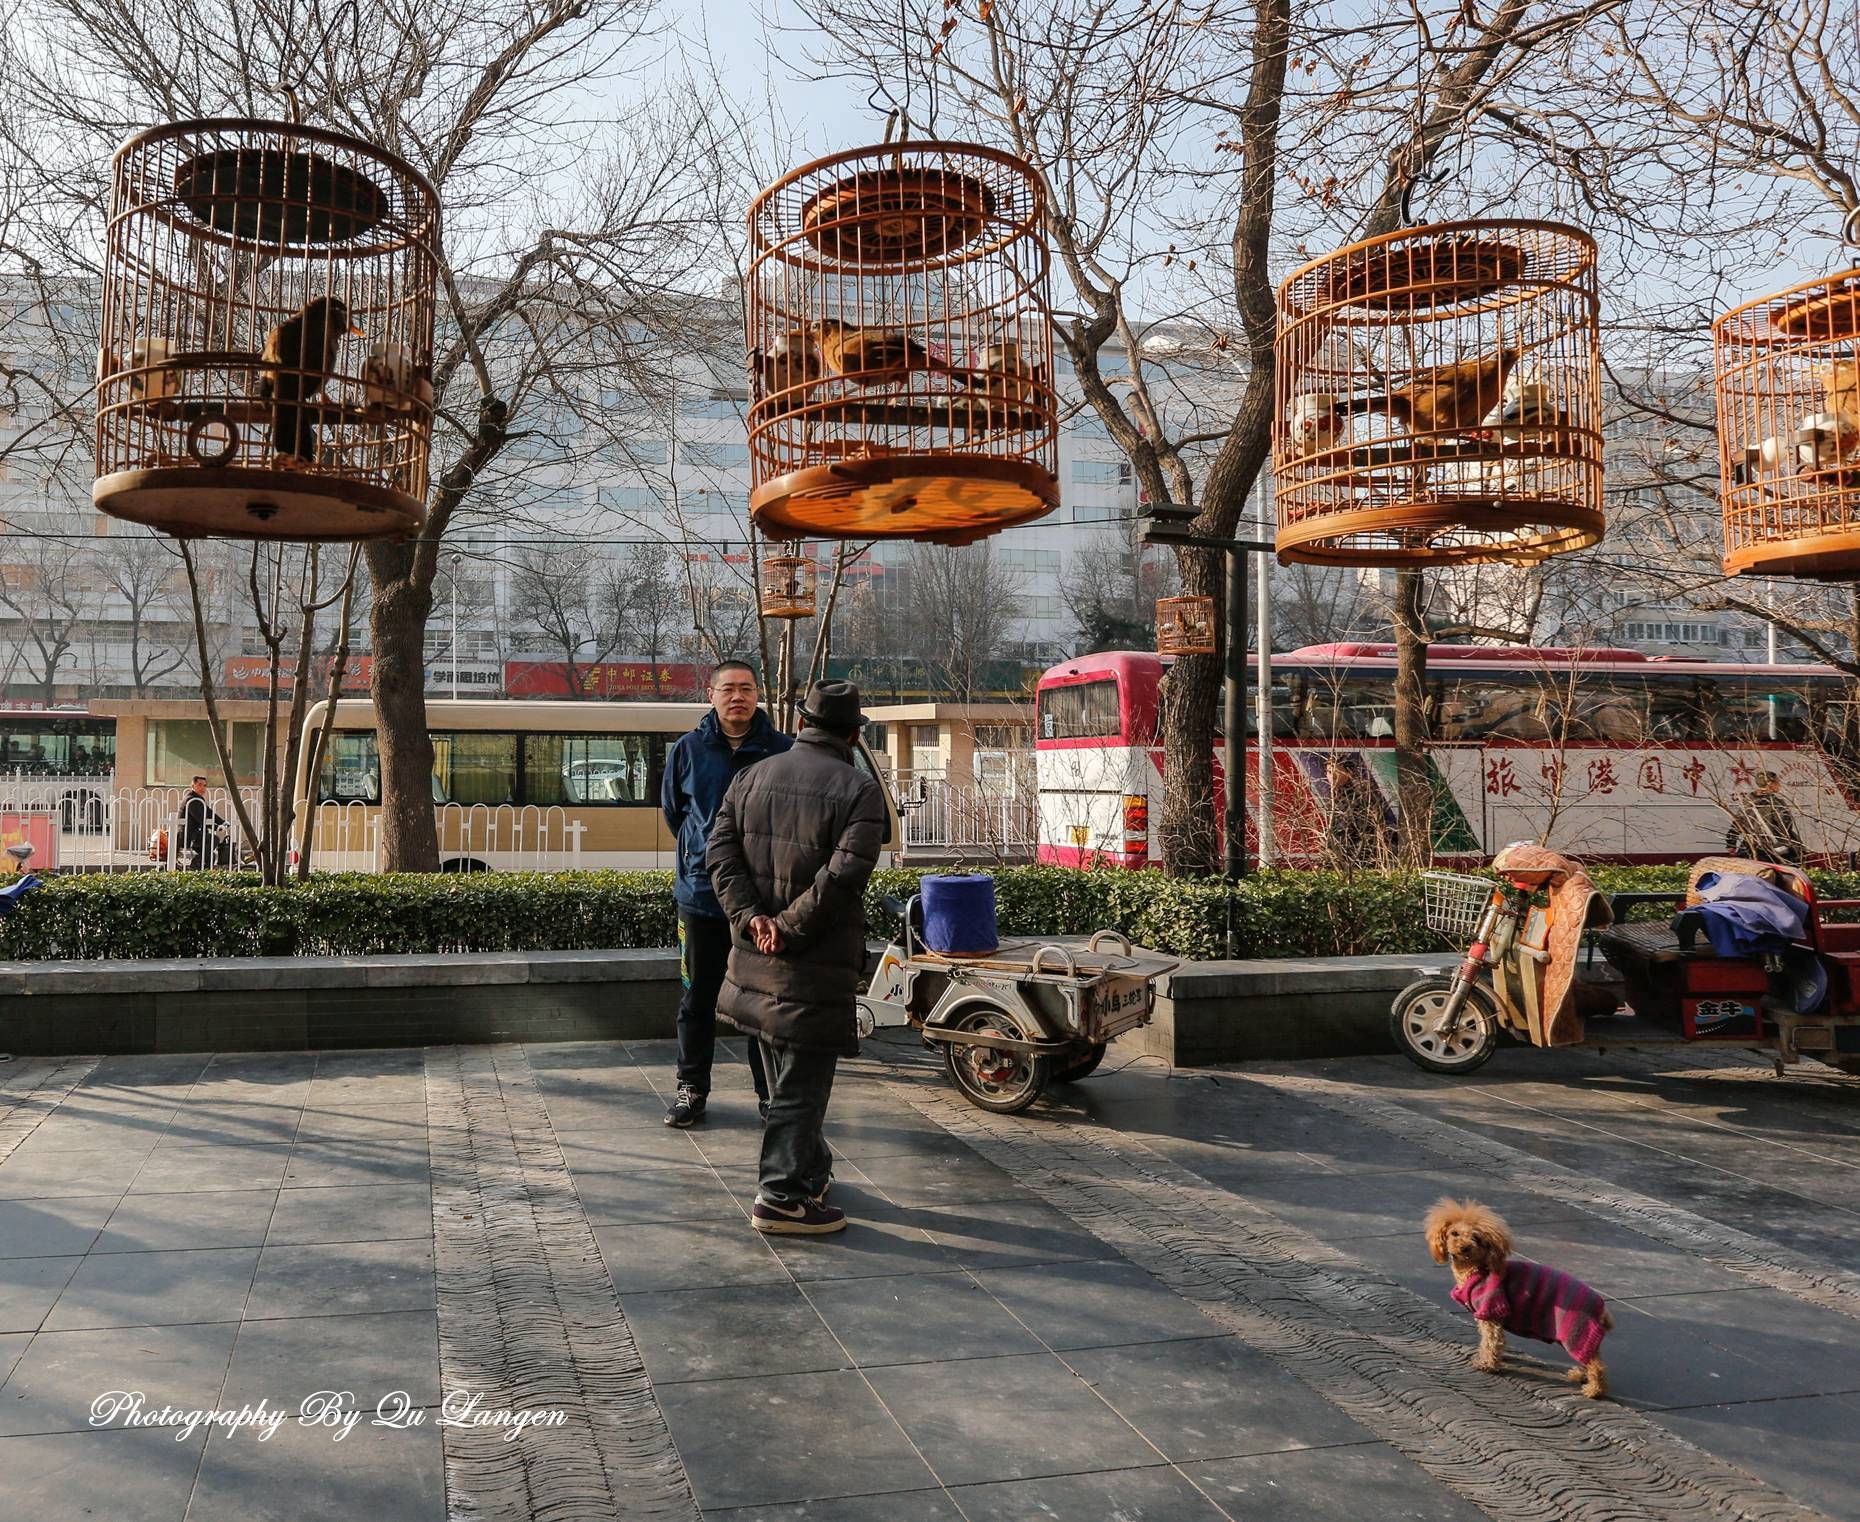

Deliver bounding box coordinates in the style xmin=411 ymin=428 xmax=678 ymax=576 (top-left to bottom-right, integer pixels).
xmin=3 ymin=863 xmax=1856 ymax=964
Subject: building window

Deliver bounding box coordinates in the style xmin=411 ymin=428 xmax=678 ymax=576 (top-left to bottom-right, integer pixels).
xmin=682 ymin=440 xmax=749 ymax=468
xmin=1070 ymin=458 xmax=1132 ymax=485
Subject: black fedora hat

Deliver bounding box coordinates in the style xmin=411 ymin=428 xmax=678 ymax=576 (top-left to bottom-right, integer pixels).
xmin=798 ymin=679 xmax=864 ymax=731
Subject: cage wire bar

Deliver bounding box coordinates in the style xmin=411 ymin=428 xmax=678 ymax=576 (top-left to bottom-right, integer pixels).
xmin=1716 ymin=269 xmax=1860 ymax=579
xmin=745 ymin=142 xmax=1058 ymax=546
xmin=94 ymin=119 xmax=440 ymax=540
xmin=1273 ymin=221 xmax=1603 ymax=566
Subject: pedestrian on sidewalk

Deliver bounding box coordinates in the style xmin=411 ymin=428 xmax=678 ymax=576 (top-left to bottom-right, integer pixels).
xmin=659 ymin=660 xmax=792 ymax=1127
xmin=707 ymin=680 xmax=886 ymax=1235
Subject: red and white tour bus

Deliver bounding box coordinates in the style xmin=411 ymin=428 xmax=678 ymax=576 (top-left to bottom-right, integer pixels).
xmin=1035 ymin=645 xmax=1860 ymax=867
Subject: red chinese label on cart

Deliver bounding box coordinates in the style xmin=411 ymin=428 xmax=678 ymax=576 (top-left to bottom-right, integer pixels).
xmin=0 ymin=813 xmax=56 ymax=871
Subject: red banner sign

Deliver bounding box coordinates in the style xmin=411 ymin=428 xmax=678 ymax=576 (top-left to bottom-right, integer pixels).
xmin=221 ymin=656 xmax=374 ymax=693
xmin=502 ymin=661 xmax=703 ymax=699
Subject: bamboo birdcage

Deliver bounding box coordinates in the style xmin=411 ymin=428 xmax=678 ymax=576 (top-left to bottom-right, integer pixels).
xmin=760 ymin=553 xmax=818 ymax=618
xmin=94 ymin=119 xmax=440 ymax=540
xmin=1716 ymin=270 xmax=1860 ymax=578
xmin=745 ymin=142 xmax=1059 ymax=546
xmin=1273 ymin=222 xmax=1603 ymax=566
xmin=1156 ymin=595 xmax=1216 ymax=656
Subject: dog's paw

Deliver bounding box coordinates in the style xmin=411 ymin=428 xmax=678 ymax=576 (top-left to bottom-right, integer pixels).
xmin=1565 ymin=1368 xmax=1585 ymax=1383
xmin=1472 ymin=1354 xmax=1501 ymax=1374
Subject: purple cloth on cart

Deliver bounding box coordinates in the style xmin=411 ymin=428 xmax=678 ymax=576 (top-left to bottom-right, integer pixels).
xmin=1690 ymin=872 xmax=1809 ymax=957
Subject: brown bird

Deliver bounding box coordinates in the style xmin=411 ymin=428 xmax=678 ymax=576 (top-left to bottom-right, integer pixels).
xmin=1335 ymin=347 xmax=1520 ymax=435
xmin=811 ymin=318 xmax=974 ymax=388
xmin=977 ymin=337 xmax=1042 ymax=401
xmin=753 ymin=328 xmax=822 ymax=408
xmin=256 ymin=295 xmax=363 ymax=465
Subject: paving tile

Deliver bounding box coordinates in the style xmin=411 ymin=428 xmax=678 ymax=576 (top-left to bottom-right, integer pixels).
xmin=658 ymin=1367 xmax=935 ymax=1510
xmin=620 ymin=1282 xmax=845 ymax=1384
xmin=1239 ymin=1166 xmax=1590 ymax=1242
xmin=264 ymin=1184 xmax=432 ymax=1246
xmin=280 ymin=1139 xmax=431 ymax=1190
xmin=538 ymin=1087 xmax=677 ymax=1131
xmin=953 ymin=1463 xmax=1229 ymax=1520
xmin=1066 ymin=1336 xmax=1370 ymax=1461
xmin=0 ymin=1329 xmax=30 ymax=1383
xmin=571 ymin=1160 xmax=743 ymax=1226
xmin=186 ymin=1406 xmax=446 ymax=1521
xmin=820 ymin=1111 xmax=959 ymax=1161
xmin=92 ymin=1190 xmax=276 ymax=1254
xmin=1650 ymin=1394 xmax=1860 ymax=1521
xmin=865 ymin=1351 xmax=1157 ymax=1487
xmin=127 ymin=1143 xmax=292 ymax=1195
xmin=42 ymin=1246 xmax=258 ymax=1331
xmin=0 ymin=1196 xmax=120 ymax=1259
xmin=521 ymin=1040 xmax=641 ymax=1071
xmin=703 ymin=1489 xmax=964 ymax=1521
xmin=763 ymin=1192 xmax=956 ymax=1283
xmin=850 ymin=1148 xmax=1025 ymax=1209
xmin=596 ymin=1219 xmax=787 ymax=1294
xmin=556 ymin=1126 xmax=712 ymax=1170
xmin=0 ymin=1148 xmax=145 ymax=1200
xmin=247 ymin=1240 xmax=435 ymax=1319
xmin=292 ymin=1103 xmax=429 ymax=1145
xmin=0 ymin=1321 xmax=239 ymax=1435
xmin=0 ymin=1256 xmax=87 ymax=1332
xmin=1183 ymin=1441 xmax=1491 ymax=1519
xmin=808 ymin=1271 xmax=1043 ymax=1367
xmin=1601 ymin=1295 xmax=1814 ymax=1410
xmin=148 ymin=1106 xmax=301 ymax=1149
xmin=1509 ymin=1219 xmax=1750 ymax=1301
xmin=0 ymin=1425 xmax=206 ymax=1521
xmin=220 ymin=1309 xmax=441 ymax=1410
xmin=975 ymin=1259 xmax=1219 ymax=1351
xmin=7 ymin=1123 xmax=169 ymax=1160
xmin=1629 ymin=1287 xmax=1860 ymax=1398
xmin=914 ymin=1198 xmax=1109 ymax=1271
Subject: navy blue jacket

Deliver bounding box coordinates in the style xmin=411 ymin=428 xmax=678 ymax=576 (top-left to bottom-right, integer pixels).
xmin=661 ymin=709 xmax=792 ymax=917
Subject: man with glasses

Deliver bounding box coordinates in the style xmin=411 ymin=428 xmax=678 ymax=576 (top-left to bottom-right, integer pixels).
xmin=660 ymin=661 xmax=792 ymax=1126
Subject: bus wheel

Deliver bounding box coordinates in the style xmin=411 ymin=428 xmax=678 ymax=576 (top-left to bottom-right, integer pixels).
xmin=439 ymin=857 xmax=491 ymax=874
xmin=1054 ymin=1042 xmax=1108 ymax=1083
xmin=942 ymin=1003 xmax=1050 ymax=1113
xmin=1390 ymin=976 xmax=1499 ymax=1074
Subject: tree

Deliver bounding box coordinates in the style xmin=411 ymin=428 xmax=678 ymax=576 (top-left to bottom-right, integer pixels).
xmin=0 ymin=0 xmax=750 ymax=867
xmin=0 ymin=524 xmax=99 ymax=704
xmin=1061 ymin=515 xmax=1177 ymax=655
xmin=96 ymin=530 xmax=191 ymax=695
xmin=509 ymin=547 xmax=630 ymax=698
xmin=905 ymin=543 xmax=1026 ymax=700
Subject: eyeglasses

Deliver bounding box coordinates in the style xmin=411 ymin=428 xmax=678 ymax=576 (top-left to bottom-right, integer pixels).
xmin=712 ymin=682 xmax=758 ymax=696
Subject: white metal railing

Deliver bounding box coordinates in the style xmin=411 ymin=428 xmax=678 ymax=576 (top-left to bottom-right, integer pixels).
xmin=305 ymin=800 xmax=585 ymax=872
xmin=899 ymin=775 xmax=1038 ymax=859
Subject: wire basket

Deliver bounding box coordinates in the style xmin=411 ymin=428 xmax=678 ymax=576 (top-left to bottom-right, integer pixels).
xmin=1422 ymin=872 xmax=1495 ymax=944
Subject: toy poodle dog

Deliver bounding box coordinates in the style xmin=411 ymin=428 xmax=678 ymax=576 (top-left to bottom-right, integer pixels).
xmin=1424 ymin=1197 xmax=1614 ymax=1399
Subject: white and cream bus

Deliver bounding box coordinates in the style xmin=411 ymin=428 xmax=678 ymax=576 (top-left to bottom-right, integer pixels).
xmin=292 ymin=698 xmax=898 ymax=872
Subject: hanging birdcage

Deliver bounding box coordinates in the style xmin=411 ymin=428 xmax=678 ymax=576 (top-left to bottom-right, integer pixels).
xmin=1273 ymin=221 xmax=1603 ymax=566
xmin=760 ymin=553 xmax=818 ymax=618
xmin=1716 ymin=267 xmax=1860 ymax=578
xmin=1156 ymin=595 xmax=1217 ymax=656
xmin=93 ymin=119 xmax=440 ymax=540
xmin=745 ymin=142 xmax=1058 ymax=547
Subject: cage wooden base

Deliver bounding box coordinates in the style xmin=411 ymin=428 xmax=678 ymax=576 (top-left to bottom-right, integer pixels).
xmin=1275 ymin=497 xmax=1604 ymax=567
xmin=750 ymin=455 xmax=1057 ymax=546
xmin=93 ymin=467 xmax=424 ymax=541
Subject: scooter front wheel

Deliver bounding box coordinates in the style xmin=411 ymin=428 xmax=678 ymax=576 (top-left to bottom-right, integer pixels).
xmin=1390 ymin=975 xmax=1499 ymax=1074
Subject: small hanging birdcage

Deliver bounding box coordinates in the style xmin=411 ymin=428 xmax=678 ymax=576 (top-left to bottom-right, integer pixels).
xmin=93 ymin=119 xmax=440 ymax=540
xmin=760 ymin=553 xmax=818 ymax=618
xmin=745 ymin=142 xmax=1058 ymax=547
xmin=1273 ymin=221 xmax=1603 ymax=566
xmin=1156 ymin=596 xmax=1217 ymax=656
xmin=1716 ymin=267 xmax=1860 ymax=578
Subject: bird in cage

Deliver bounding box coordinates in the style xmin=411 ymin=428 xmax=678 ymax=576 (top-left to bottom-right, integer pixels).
xmin=361 ymin=343 xmax=433 ymax=414
xmin=752 ymin=329 xmax=822 ymax=411
xmin=118 ymin=336 xmax=181 ymax=401
xmin=811 ymin=318 xmax=975 ymax=389
xmin=1734 ymin=417 xmax=1858 ymax=485
xmin=256 ymin=296 xmax=364 ymax=466
xmin=1286 ymin=392 xmax=1345 ymax=457
xmin=1815 ymin=359 xmax=1860 ymax=455
xmin=977 ymin=336 xmax=1042 ymax=397
xmin=1336 ymin=347 xmax=1520 ymax=437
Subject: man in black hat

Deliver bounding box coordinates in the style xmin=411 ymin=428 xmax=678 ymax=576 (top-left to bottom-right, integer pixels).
xmin=707 ymin=680 xmax=887 ymax=1235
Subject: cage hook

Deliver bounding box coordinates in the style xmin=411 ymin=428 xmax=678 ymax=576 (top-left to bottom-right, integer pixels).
xmin=1844 ymin=204 xmax=1860 ymax=249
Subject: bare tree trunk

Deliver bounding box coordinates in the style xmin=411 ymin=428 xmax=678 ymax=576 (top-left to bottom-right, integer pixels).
xmin=1391 ymin=569 xmax=1433 ymax=863
xmin=363 ymin=557 xmax=440 ymax=873
xmin=297 ymin=551 xmax=362 ymax=880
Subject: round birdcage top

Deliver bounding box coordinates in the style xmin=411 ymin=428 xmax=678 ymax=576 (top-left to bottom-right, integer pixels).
xmin=749 ymin=141 xmax=1043 ymax=274
xmin=113 ymin=118 xmax=440 ymax=259
xmin=1281 ymin=220 xmax=1597 ymax=324
xmin=1717 ymin=268 xmax=1860 ymax=348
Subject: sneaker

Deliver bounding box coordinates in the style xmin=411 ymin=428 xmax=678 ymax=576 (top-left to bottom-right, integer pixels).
xmin=664 ymin=1086 xmax=706 ymax=1128
xmin=752 ymin=1195 xmax=847 ymax=1234
xmin=757 ymin=1098 xmax=770 ymax=1122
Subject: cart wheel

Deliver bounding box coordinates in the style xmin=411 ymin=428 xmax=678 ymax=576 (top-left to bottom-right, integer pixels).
xmin=1054 ymin=1042 xmax=1108 ymax=1083
xmin=943 ymin=1002 xmax=1051 ymax=1113
xmin=1390 ymin=976 xmax=1499 ymax=1074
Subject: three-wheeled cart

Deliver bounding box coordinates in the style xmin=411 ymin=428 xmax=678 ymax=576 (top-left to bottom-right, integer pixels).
xmin=857 ymin=895 xmax=1179 ymax=1112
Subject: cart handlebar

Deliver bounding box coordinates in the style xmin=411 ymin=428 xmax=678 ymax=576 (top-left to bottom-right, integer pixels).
xmin=1030 ymin=944 xmax=1078 ymax=978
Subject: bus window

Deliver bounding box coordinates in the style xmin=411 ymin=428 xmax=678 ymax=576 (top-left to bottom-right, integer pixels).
xmin=1293 ymin=677 xmax=1397 ymax=740
xmin=1700 ymin=679 xmax=1812 ymax=742
xmin=1646 ymin=676 xmax=1703 ymax=742
xmin=1559 ymin=677 xmax=1650 ymax=743
xmin=1039 ymin=679 xmax=1120 ymax=740
xmin=433 ymin=732 xmax=517 ymax=805
xmin=524 ymin=734 xmax=661 ymax=805
xmin=319 ymin=732 xmax=381 ymax=803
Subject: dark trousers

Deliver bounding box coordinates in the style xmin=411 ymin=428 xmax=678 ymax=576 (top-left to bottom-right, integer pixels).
xmin=675 ymin=907 xmax=767 ymax=1099
xmin=757 ymin=1039 xmax=837 ymax=1206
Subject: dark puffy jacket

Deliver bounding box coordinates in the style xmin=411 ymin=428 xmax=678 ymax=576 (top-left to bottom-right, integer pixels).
xmin=660 ymin=709 xmax=792 ymax=918
xmin=707 ymin=729 xmax=887 ymax=1054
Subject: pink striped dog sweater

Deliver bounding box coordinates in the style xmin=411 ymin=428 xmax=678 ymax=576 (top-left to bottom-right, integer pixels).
xmin=1451 ymin=1257 xmax=1609 ymax=1364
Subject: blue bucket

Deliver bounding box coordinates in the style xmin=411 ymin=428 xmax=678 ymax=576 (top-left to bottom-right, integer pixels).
xmin=919 ymin=873 xmax=999 ymax=956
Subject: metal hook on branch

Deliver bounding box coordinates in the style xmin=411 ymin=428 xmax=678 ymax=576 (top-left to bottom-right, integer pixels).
xmin=1844 ymin=204 xmax=1860 ymax=249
